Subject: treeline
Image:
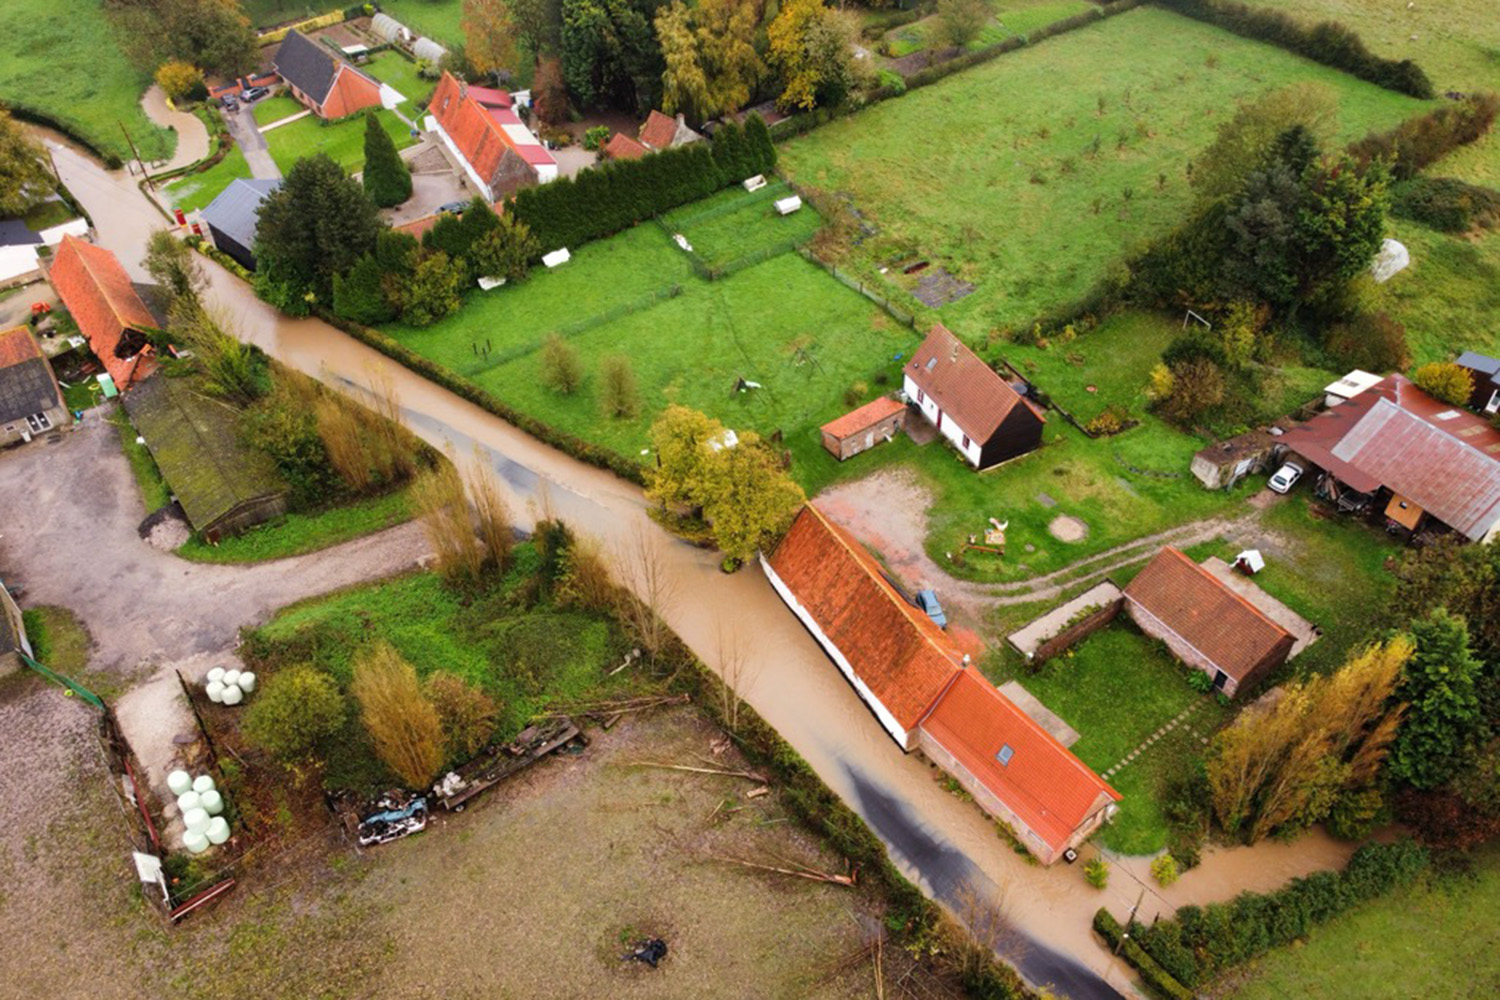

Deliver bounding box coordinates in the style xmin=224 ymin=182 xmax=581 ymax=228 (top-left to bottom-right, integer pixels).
xmin=1153 ymin=0 xmax=1433 ymax=98
xmin=511 ymin=116 xmax=776 ymax=251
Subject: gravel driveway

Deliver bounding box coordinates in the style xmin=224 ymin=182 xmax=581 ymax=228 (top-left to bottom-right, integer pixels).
xmin=0 ymin=410 xmax=430 ymax=676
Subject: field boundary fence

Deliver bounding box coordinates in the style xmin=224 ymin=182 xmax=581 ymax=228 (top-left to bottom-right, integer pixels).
xmin=796 ymin=247 xmax=917 ymax=329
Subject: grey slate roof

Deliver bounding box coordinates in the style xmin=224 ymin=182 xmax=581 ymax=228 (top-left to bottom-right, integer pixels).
xmin=1456 ymin=351 xmax=1500 ymax=381
xmin=273 ymin=30 xmax=339 ymax=104
xmin=200 ymin=179 xmax=280 ymax=254
xmin=0 ymin=219 xmax=42 ymax=248
xmin=0 ymin=357 xmax=61 ymax=424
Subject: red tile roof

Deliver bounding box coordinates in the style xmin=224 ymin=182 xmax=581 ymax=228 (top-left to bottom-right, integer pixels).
xmin=430 ymin=72 xmax=553 ymax=189
xmin=821 ymin=395 xmax=905 ymax=440
xmin=1280 ymin=374 xmax=1500 ymax=541
xmin=604 ymin=132 xmax=649 ymax=161
xmin=466 ymin=84 xmax=513 ymax=108
xmin=905 ymin=325 xmax=1043 ymax=442
xmin=639 ymin=110 xmax=680 ymax=150
xmin=767 ymin=504 xmax=964 ymax=731
xmin=395 ymin=214 xmax=440 ymax=240
xmin=1124 ymin=548 xmax=1292 ymax=683
xmin=48 ymin=235 xmax=156 ymax=390
xmin=922 ymin=669 xmax=1119 ymax=854
xmin=0 ymin=325 xmax=43 ymax=369
xmin=322 ymin=64 xmax=383 ymax=119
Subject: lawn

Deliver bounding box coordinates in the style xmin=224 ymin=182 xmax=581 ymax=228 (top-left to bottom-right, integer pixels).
xmin=988 ymin=623 xmax=1230 ymax=854
xmin=383 ymin=213 xmax=912 ymax=461
xmin=239 ymin=0 xmax=328 ymax=28
xmin=659 ymin=180 xmax=824 ymax=269
xmin=781 ymin=5 xmax=1427 ymax=339
xmin=1367 ymin=223 xmax=1500 ymax=365
xmin=162 ymin=145 xmax=252 ymax=213
xmin=0 ymin=0 xmax=174 ymax=163
xmin=1221 ymin=845 xmax=1500 ymax=1000
xmin=176 ymin=486 xmax=414 ymax=563
xmin=886 ymin=0 xmax=1094 ymax=58
xmin=266 ymin=108 xmax=418 ymax=176
xmin=360 ymin=51 xmax=433 ymax=105
xmin=252 ymin=94 xmax=306 ymax=128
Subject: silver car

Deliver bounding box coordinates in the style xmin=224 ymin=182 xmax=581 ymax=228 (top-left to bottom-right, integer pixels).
xmin=1267 ymin=462 xmax=1303 ymax=494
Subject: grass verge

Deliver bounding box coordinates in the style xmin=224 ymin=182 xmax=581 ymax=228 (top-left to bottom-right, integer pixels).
xmin=110 ymin=404 xmax=171 ymax=512
xmin=176 ymin=486 xmax=414 ymax=564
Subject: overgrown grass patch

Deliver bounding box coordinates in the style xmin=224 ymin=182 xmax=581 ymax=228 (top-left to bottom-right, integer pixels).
xmin=177 ymin=486 xmax=414 ymax=563
xmin=361 ymin=51 xmax=433 ymax=105
xmin=110 ymin=404 xmax=172 ymax=512
xmin=782 ymin=5 xmax=1425 ymax=336
xmin=1368 ymin=223 xmax=1500 ymax=364
xmin=658 ymin=181 xmax=823 ymax=268
xmin=886 ymin=0 xmax=1094 ymax=57
xmin=0 ymin=0 xmax=174 ymax=162
xmin=20 ymin=605 xmax=92 ymax=676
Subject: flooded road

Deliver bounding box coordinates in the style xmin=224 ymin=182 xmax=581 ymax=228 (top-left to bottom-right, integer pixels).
xmin=47 ymin=141 xmax=1360 ymax=1000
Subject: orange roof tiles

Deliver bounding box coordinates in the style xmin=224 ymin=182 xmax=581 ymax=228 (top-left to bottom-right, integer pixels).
xmin=1124 ymin=548 xmax=1292 ymax=683
xmin=48 ymin=235 xmax=156 ymax=390
xmin=767 ymin=504 xmax=964 ymax=731
xmin=604 ymin=132 xmax=649 ymax=161
xmin=639 ymin=110 xmax=679 ymax=150
xmin=922 ymin=670 xmax=1119 ymax=853
xmin=322 ymin=64 xmax=383 ymax=119
xmin=905 ymin=325 xmax=1043 ymax=442
xmin=430 ymin=72 xmax=552 ymax=190
xmin=0 ymin=325 xmax=43 ymax=369
xmin=821 ymin=396 xmax=906 ymax=440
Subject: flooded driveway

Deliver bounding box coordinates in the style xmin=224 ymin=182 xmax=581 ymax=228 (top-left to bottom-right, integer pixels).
xmin=42 ymin=142 xmax=1358 ymax=1000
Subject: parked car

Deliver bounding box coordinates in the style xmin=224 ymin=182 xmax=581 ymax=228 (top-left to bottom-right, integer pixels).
xmin=1267 ymin=462 xmax=1304 ymax=494
xmin=915 ymin=589 xmax=947 ymax=630
xmin=220 ymin=95 xmax=238 ymax=112
xmin=241 ymin=86 xmax=270 ymax=102
xmin=437 ymin=200 xmax=468 ymax=215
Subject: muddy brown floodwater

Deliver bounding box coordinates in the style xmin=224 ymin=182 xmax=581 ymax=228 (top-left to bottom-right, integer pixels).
xmin=42 ymin=141 xmax=1362 ymax=1000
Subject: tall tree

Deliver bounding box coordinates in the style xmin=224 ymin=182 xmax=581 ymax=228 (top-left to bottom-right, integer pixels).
xmin=1190 ymin=83 xmax=1338 ymax=204
xmin=362 ymin=113 xmax=413 ymax=208
xmin=767 ymin=0 xmax=859 ymax=112
xmin=109 ymin=0 xmax=258 ymax=77
xmin=561 ymin=0 xmax=665 ymax=111
xmin=532 ymin=55 xmax=571 ymax=124
xmin=143 ymin=229 xmax=206 ymax=309
xmin=0 ymin=111 xmax=54 ymax=217
xmin=656 ymin=0 xmax=764 ymax=123
xmin=463 ymin=0 xmax=521 ymax=74
xmin=253 ymin=154 xmax=383 ymax=312
xmin=1390 ymin=610 xmax=1485 ymax=790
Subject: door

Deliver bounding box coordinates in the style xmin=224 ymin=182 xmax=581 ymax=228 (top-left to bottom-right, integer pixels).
xmin=1212 ymin=670 xmax=1229 ymax=691
xmin=1486 ymin=390 xmax=1500 ymax=415
xmin=864 ymin=431 xmax=874 ymax=449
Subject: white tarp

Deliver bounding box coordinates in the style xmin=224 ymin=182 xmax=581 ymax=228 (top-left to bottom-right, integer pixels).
xmin=477 ymin=275 xmax=506 ymax=291
xmin=1370 ymin=238 xmax=1409 ymax=283
xmin=1234 ymin=549 xmax=1266 ymax=574
xmin=542 ymin=248 xmax=571 ymax=268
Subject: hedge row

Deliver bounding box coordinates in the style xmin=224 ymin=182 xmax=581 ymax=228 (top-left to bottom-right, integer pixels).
xmin=1153 ymin=0 xmax=1433 ymax=98
xmin=312 ymin=306 xmax=649 ymax=484
xmin=510 ymin=116 xmax=776 ymax=252
xmin=1092 ymin=909 xmax=1193 ymax=1000
xmin=1347 ymin=92 xmax=1499 ymax=181
xmin=1133 ymin=839 xmax=1429 ymax=989
xmin=1391 ymin=175 xmax=1500 ymax=232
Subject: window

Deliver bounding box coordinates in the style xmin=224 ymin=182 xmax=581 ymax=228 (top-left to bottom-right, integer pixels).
xmin=925 ymin=357 xmax=937 ymax=372
xmin=996 ymin=744 xmax=1014 ymax=766
xmin=961 ymin=434 xmax=970 ymax=450
xmin=26 ymin=412 xmax=51 ymax=433
xmin=916 ymin=389 xmax=925 ymax=404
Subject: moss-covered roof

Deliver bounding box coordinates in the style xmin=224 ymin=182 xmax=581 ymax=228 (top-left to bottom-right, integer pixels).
xmin=121 ymin=374 xmax=286 ymax=531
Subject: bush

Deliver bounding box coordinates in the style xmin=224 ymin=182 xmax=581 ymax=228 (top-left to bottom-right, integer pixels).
xmin=1348 ymin=93 xmax=1498 ymax=180
xmin=1156 ymin=0 xmax=1433 ymax=98
xmin=155 ymin=61 xmax=205 ymax=103
xmin=1092 ymin=909 xmax=1194 ymax=1000
xmin=599 ymin=355 xmax=640 ymax=418
xmin=1151 ymin=854 xmax=1181 ymax=887
xmin=1391 ymin=176 xmax=1500 ymax=232
xmin=1411 ymin=362 xmax=1474 ymax=405
xmin=540 ymin=334 xmax=583 ymax=394
xmin=1324 ymin=311 xmax=1409 ymax=373
xmin=351 ymin=643 xmax=444 ymax=788
xmin=425 ymin=673 xmax=500 ymax=763
xmin=243 ymin=666 xmax=347 ymax=762
xmin=876 ymin=69 xmax=907 ymax=96
xmin=1084 ymin=857 xmax=1110 ymax=888
xmin=582 ymin=125 xmax=611 ymax=151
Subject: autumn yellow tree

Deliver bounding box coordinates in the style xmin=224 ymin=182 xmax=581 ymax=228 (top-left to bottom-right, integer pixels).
xmin=462 ymin=0 xmax=519 ymax=74
xmin=351 ymin=643 xmax=445 ymax=788
xmin=657 ymin=0 xmax=765 ymax=123
xmin=767 ymin=0 xmax=859 ymax=112
xmin=154 ymin=60 xmax=204 ymax=102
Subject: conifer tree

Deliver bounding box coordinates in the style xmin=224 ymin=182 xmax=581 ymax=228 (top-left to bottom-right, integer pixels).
xmin=362 ymin=112 xmax=413 ymax=208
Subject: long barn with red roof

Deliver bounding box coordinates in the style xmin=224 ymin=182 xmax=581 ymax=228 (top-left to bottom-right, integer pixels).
xmin=425 ymin=72 xmax=557 ymax=202
xmin=47 ymin=235 xmax=157 ymax=391
xmin=762 ymin=504 xmax=1119 ymax=864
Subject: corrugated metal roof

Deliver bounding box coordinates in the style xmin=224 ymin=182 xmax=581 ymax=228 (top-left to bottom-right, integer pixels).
xmin=201 ymin=178 xmax=280 ymax=254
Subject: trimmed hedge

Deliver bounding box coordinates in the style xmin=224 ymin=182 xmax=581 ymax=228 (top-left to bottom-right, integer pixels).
xmin=1391 ymin=175 xmax=1500 ymax=232
xmin=510 ymin=116 xmax=776 ymax=252
xmin=1347 ymin=92 xmax=1499 ymax=181
xmin=1092 ymin=909 xmax=1193 ymax=1000
xmin=313 ymin=307 xmax=650 ymax=484
xmin=1133 ymin=840 xmax=1429 ymax=989
xmin=1152 ymin=0 xmax=1433 ymax=98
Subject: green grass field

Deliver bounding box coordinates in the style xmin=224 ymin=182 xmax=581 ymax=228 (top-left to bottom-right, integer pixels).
xmin=162 ymin=145 xmax=251 ymax=212
xmin=266 ymin=108 xmax=417 ymax=176
xmin=0 ymin=0 xmax=174 ymax=163
xmin=361 ymin=51 xmax=434 ymax=104
xmin=989 ymin=624 xmax=1229 ymax=854
xmin=239 ymin=0 xmax=327 ymax=28
xmin=383 ymin=205 xmax=907 ymax=459
xmin=374 ymin=0 xmax=465 ymax=46
xmin=177 ymin=486 xmax=413 ymax=563
xmin=1368 ymin=223 xmax=1500 ymax=365
xmin=782 ymin=5 xmax=1427 ymax=338
xmin=659 ymin=180 xmax=823 ymax=268
xmin=887 ymin=0 xmax=1093 ymax=58
xmin=1223 ymin=845 xmax=1500 ymax=1000
xmin=252 ymin=94 xmax=306 ymax=128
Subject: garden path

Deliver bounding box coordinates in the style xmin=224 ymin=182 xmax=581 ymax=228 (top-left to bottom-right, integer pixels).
xmin=140 ymin=85 xmax=210 ymax=173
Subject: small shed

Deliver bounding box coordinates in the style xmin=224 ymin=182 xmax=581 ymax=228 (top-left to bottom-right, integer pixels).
xmin=1324 ymin=369 xmax=1383 ymax=408
xmin=122 ymin=374 xmax=289 ymax=540
xmin=820 ymin=396 xmax=906 ymax=460
xmin=1190 ymin=429 xmax=1277 ymax=490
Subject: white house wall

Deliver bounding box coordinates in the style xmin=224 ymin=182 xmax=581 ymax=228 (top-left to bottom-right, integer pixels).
xmin=903 ymin=374 xmax=982 ymax=466
xmin=759 ymin=554 xmax=916 ymax=750
xmin=425 ymin=115 xmax=495 ymax=202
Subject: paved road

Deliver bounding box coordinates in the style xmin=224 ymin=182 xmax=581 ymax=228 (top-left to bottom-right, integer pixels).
xmin=224 ymin=100 xmax=281 ymax=181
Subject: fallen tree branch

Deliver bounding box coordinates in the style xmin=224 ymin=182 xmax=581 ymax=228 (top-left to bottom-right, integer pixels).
xmin=537 ymin=693 xmax=689 ymax=718
xmin=623 ymin=760 xmax=768 ymax=782
xmin=708 ymin=853 xmax=857 ymax=886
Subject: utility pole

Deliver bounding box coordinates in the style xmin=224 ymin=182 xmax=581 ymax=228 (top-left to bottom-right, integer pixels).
xmin=1114 ymin=887 xmax=1146 ymax=956
xmin=119 ymin=121 xmax=155 ymax=191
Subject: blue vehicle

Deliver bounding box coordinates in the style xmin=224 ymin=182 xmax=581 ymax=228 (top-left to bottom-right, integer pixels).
xmin=357 ymin=794 xmax=428 ymax=846
xmin=915 ymin=589 xmax=947 ymax=629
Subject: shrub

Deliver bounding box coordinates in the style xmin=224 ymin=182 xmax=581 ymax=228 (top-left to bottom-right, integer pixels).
xmin=540 ymin=334 xmax=583 ymax=394
xmin=582 ymin=124 xmax=611 ymax=151
xmin=1326 ymin=786 xmax=1384 ymax=841
xmin=1324 ymin=311 xmax=1409 ymax=373
xmin=155 ymin=61 xmax=204 ymax=103
xmin=469 ymin=215 xmax=539 ymax=283
xmin=424 ymin=673 xmax=499 ymax=763
xmin=1084 ymin=404 xmax=1130 ymax=436
xmin=399 ymin=249 xmax=463 ymax=327
xmin=1151 ymin=854 xmax=1181 ymax=887
xmin=1411 ymin=362 xmax=1474 ymax=406
xmin=243 ymin=666 xmax=347 ymax=762
xmin=1084 ymin=857 xmax=1110 ymax=888
xmin=1348 ymin=93 xmax=1498 ymax=181
xmin=1092 ymin=909 xmax=1194 ymax=1000
xmin=876 ymin=69 xmax=906 ymax=96
xmin=351 ymin=643 xmax=444 ymax=789
xmin=1187 ymin=669 xmax=1214 ymax=694
xmin=412 ymin=462 xmax=483 ymax=581
xmin=1391 ymin=176 xmax=1500 ymax=232
xmin=600 ymin=355 xmax=640 ymax=419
